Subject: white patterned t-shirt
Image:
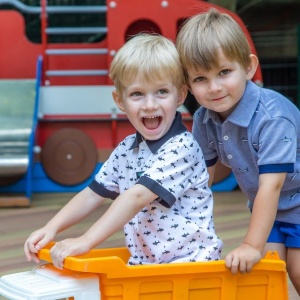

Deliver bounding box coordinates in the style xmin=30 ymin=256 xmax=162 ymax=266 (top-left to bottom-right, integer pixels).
xmin=89 ymin=112 xmax=223 ymax=264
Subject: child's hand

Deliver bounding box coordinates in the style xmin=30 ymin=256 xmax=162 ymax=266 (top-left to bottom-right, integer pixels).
xmin=24 ymin=228 xmax=56 ymax=263
xmin=225 ymin=243 xmax=261 ymax=274
xmin=49 ymin=237 xmax=91 ymax=270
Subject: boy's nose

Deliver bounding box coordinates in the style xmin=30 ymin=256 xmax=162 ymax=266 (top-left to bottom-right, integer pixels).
xmin=209 ymin=79 xmax=222 ymax=93
xmin=143 ymin=95 xmax=158 ymax=110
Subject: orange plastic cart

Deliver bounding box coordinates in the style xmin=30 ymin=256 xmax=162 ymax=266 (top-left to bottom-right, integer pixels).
xmin=0 ymin=244 xmax=289 ymax=300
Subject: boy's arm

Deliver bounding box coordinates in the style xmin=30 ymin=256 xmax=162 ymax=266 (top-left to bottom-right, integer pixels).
xmin=49 ymin=184 xmax=157 ymax=269
xmin=207 ymin=165 xmax=216 ymax=187
xmin=24 ymin=187 xmax=105 ymax=262
xmin=225 ymin=172 xmax=286 ymax=274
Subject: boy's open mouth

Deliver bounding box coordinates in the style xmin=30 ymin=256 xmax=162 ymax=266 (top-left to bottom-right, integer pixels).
xmin=142 ymin=116 xmax=161 ymax=130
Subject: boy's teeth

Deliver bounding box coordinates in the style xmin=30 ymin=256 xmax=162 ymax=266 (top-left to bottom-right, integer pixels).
xmin=143 ymin=116 xmax=160 ymax=129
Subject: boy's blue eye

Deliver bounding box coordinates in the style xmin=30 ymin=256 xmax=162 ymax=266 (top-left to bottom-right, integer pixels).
xmin=194 ymin=76 xmax=205 ymax=82
xmin=131 ymin=91 xmax=143 ymax=96
xmin=158 ymin=89 xmax=168 ymax=94
xmin=220 ymin=69 xmax=230 ymax=76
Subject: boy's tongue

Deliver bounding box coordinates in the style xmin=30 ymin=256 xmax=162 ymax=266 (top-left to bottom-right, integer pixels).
xmin=144 ymin=117 xmax=160 ymax=130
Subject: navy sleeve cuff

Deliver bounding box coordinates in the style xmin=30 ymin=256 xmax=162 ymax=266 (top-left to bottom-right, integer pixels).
xmin=138 ymin=176 xmax=176 ymax=208
xmin=206 ymin=156 xmax=219 ymax=167
xmin=259 ymin=163 xmax=294 ymax=174
xmin=89 ymin=179 xmax=119 ymax=200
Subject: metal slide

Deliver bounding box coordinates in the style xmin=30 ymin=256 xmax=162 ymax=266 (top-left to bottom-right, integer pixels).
xmin=0 ymin=57 xmax=42 ymax=206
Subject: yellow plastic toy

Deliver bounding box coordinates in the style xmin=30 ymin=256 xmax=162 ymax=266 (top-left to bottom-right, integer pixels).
xmin=0 ymin=244 xmax=289 ymax=300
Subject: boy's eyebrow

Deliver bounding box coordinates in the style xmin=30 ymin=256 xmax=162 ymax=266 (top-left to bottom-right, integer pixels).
xmin=218 ymin=61 xmax=235 ymax=69
xmin=188 ymin=68 xmax=205 ymax=75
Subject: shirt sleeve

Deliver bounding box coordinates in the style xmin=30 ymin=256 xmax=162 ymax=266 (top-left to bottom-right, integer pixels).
xmin=139 ymin=133 xmax=209 ymax=207
xmin=89 ymin=137 xmax=129 ymax=198
xmin=254 ymin=117 xmax=296 ymax=173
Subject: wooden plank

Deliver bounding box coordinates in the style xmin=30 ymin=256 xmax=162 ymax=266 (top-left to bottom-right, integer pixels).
xmin=0 ymin=196 xmax=30 ymax=207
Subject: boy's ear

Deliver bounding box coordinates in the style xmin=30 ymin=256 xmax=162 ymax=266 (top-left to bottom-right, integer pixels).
xmin=112 ymin=90 xmax=126 ymax=112
xmin=246 ymin=54 xmax=259 ymax=80
xmin=177 ymin=85 xmax=188 ymax=108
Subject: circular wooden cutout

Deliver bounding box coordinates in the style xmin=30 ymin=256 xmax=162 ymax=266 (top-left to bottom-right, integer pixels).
xmin=41 ymin=128 xmax=97 ymax=186
xmin=213 ymin=160 xmax=232 ymax=184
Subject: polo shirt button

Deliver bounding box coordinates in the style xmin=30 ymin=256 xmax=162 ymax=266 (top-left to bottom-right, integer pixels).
xmin=223 ymin=136 xmax=229 ymax=140
xmin=227 ymin=154 xmax=233 ymax=160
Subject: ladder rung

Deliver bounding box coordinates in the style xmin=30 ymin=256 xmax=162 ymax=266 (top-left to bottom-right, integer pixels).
xmin=45 ymin=70 xmax=109 ymax=76
xmin=45 ymin=27 xmax=107 ymax=35
xmin=46 ymin=5 xmax=107 ymax=14
xmin=45 ymin=49 xmax=108 ymax=55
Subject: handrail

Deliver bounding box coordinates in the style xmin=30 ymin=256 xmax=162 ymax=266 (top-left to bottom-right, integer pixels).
xmin=0 ymin=0 xmax=40 ymax=13
xmin=26 ymin=55 xmax=43 ymax=199
xmin=0 ymin=0 xmax=106 ymax=14
xmin=41 ymin=0 xmax=48 ymax=81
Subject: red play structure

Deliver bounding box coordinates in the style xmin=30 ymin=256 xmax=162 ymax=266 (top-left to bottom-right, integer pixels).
xmin=0 ymin=0 xmax=262 ymax=205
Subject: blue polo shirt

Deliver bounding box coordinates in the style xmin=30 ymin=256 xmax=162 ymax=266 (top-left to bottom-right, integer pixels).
xmin=90 ymin=112 xmax=223 ymax=265
xmin=193 ymin=80 xmax=300 ymax=224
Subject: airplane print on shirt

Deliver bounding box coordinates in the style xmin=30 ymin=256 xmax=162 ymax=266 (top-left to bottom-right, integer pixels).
xmin=94 ymin=127 xmax=223 ymax=265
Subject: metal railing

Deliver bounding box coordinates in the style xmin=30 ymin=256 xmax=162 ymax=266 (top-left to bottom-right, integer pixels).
xmin=0 ymin=0 xmax=109 ymax=80
xmin=0 ymin=0 xmax=106 ymax=14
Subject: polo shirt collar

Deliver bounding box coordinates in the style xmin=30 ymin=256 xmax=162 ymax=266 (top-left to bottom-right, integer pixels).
xmin=203 ymin=80 xmax=261 ymax=127
xmin=130 ymin=111 xmax=187 ymax=153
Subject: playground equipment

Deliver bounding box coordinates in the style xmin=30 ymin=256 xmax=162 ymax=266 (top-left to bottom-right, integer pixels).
xmin=0 ymin=245 xmax=288 ymax=299
xmin=0 ymin=0 xmax=263 ymax=205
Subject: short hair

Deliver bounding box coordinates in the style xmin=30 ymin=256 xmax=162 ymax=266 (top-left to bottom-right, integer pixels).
xmin=109 ymin=34 xmax=185 ymax=94
xmin=176 ymin=8 xmax=252 ymax=73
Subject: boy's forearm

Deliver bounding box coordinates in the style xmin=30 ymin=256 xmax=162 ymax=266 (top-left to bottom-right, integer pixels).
xmin=45 ymin=187 xmax=104 ymax=234
xmin=207 ymin=165 xmax=216 ymax=187
xmin=243 ymin=195 xmax=277 ymax=252
xmin=243 ymin=174 xmax=285 ymax=252
xmin=81 ymin=184 xmax=157 ymax=250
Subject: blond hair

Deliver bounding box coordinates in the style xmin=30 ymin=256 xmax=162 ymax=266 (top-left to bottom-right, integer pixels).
xmin=109 ymin=34 xmax=185 ymax=94
xmin=176 ymin=8 xmax=251 ymax=74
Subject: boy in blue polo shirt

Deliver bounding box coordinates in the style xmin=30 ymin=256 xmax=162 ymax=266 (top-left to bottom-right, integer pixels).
xmin=24 ymin=34 xmax=222 ymax=269
xmin=176 ymin=8 xmax=300 ymax=295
